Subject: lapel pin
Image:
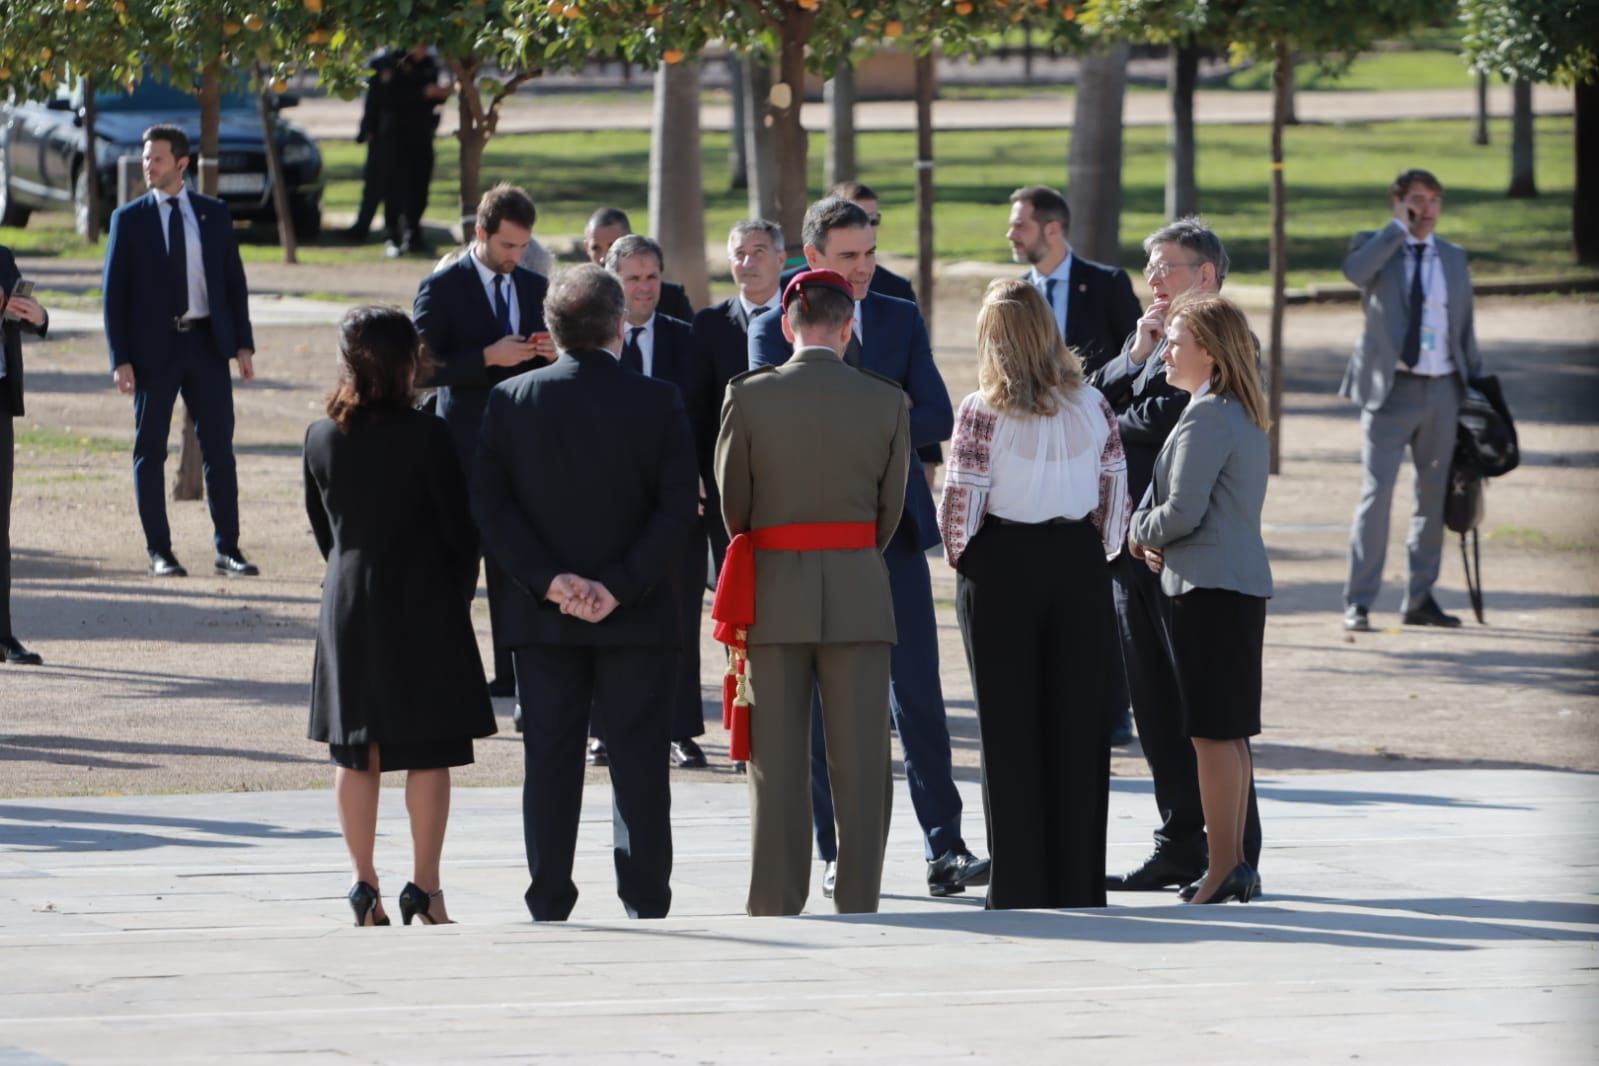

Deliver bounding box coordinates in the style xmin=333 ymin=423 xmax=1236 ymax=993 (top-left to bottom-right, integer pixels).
xmin=1078 ymin=283 xmax=1087 ymax=292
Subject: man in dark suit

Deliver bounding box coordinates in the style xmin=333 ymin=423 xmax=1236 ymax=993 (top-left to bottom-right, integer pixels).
xmin=583 ymin=206 xmax=695 ymax=322
xmin=750 ymin=197 xmax=990 ymax=900
xmin=1097 ymin=218 xmax=1261 ymax=896
xmin=0 ymin=246 xmax=48 ymax=665
xmin=103 ymin=124 xmax=258 ymax=579
xmin=413 ymin=183 xmax=553 ymax=704
xmin=472 ymin=264 xmax=698 ymax=922
xmin=341 ymin=48 xmax=388 ymax=243
xmin=1007 ymin=184 xmax=1141 ymax=375
xmin=690 ymin=218 xmax=785 ymax=581
xmin=604 ymin=234 xmax=709 ymax=770
xmin=378 ymin=44 xmax=451 ymax=258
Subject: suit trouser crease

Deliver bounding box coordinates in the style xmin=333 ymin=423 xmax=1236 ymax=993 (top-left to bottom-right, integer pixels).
xmin=130 ymin=329 xmax=239 ymax=554
xmin=1346 ymin=374 xmax=1463 ymax=611
xmin=809 ymin=534 xmax=963 ymax=862
xmin=747 ymin=641 xmax=892 ymax=916
xmin=515 ymin=644 xmax=674 ymax=921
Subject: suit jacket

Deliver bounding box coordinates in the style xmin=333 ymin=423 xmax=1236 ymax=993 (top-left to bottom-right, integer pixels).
xmin=660 ymin=281 xmax=695 ymax=324
xmin=103 ymin=190 xmax=253 ymax=372
xmin=1090 ymin=334 xmax=1189 ymax=509
xmin=749 ymin=290 xmax=951 ymax=552
xmin=715 ymin=348 xmax=909 ymax=646
xmin=1025 ymin=255 xmax=1141 ymax=375
xmin=471 ymin=347 xmax=698 ymax=648
xmin=1131 ymin=393 xmax=1273 ymax=599
xmin=1339 ymin=221 xmax=1484 ymax=411
xmin=1 ymin=246 xmax=48 ymax=417
xmin=413 ymin=254 xmax=549 ymax=469
xmin=779 ymin=264 xmax=917 ymax=306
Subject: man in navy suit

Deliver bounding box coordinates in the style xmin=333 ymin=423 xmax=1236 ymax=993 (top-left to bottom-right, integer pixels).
xmin=103 ymin=125 xmax=258 ymax=579
xmin=583 ymin=206 xmax=695 ymax=323
xmin=413 ymin=183 xmax=552 ymax=703
xmin=472 ymin=264 xmax=697 ymax=921
xmin=1 ymin=245 xmax=49 ymax=664
xmin=750 ymin=197 xmax=990 ymax=899
xmin=605 ymin=234 xmax=709 ymax=770
xmin=690 ymin=218 xmax=785 ymax=582
xmin=1007 ymin=184 xmax=1141 ymax=375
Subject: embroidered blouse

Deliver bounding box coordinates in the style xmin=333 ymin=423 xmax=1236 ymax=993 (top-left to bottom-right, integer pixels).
xmin=937 ymin=385 xmax=1130 ymax=568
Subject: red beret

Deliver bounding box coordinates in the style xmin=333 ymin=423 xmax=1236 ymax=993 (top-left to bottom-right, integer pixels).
xmin=782 ymin=269 xmax=854 ymax=309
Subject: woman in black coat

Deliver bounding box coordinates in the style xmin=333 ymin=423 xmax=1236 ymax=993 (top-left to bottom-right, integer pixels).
xmin=304 ymin=306 xmax=495 ymax=927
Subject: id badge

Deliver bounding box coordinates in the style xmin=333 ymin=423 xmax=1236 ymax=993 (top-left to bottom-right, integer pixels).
xmin=1420 ymin=325 xmax=1438 ymax=353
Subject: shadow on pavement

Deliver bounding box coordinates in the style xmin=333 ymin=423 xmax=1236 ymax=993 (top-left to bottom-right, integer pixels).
xmin=0 ymin=802 xmax=337 ymax=852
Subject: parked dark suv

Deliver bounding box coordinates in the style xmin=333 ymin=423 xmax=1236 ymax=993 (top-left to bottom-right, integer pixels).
xmin=0 ymin=75 xmax=323 ymax=238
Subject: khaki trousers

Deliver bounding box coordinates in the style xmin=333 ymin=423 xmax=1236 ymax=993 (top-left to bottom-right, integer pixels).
xmin=746 ymin=641 xmax=892 ymax=916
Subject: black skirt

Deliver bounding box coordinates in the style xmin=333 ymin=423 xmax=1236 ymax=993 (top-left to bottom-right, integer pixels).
xmin=328 ymin=738 xmax=475 ymax=772
xmin=1167 ymin=587 xmax=1266 ymax=740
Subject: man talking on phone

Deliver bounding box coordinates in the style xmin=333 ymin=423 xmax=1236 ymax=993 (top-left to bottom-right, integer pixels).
xmin=0 ymin=244 xmax=49 ymax=664
xmin=414 ymin=183 xmax=553 ymax=711
xmin=1340 ymin=169 xmax=1484 ymax=633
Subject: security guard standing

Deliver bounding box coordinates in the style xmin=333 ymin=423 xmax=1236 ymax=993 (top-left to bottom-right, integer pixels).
xmin=379 ymin=43 xmax=450 ymax=258
xmin=713 ymin=269 xmax=909 ymax=917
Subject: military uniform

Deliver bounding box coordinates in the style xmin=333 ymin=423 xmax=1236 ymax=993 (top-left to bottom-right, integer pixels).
xmin=714 ymin=348 xmax=910 ymax=916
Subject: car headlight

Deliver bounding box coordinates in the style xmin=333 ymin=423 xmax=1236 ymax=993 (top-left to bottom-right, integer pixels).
xmin=282 ymin=141 xmax=315 ymax=165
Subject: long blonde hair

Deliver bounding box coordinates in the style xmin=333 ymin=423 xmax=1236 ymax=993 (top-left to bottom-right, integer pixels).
xmin=974 ymin=279 xmax=1082 ymax=416
xmin=1166 ymin=292 xmax=1271 ymax=431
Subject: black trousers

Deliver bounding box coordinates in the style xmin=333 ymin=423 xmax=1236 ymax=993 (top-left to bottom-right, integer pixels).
xmin=670 ymin=523 xmax=708 ymax=740
xmin=351 ymin=135 xmax=384 ymax=234
xmin=0 ymin=388 xmax=13 ymax=636
xmin=956 ymin=518 xmax=1113 ymax=910
xmin=382 ymin=131 xmax=433 ymax=244
xmin=1112 ymin=553 xmax=1261 ymax=868
xmin=514 ymin=643 xmax=674 ymax=922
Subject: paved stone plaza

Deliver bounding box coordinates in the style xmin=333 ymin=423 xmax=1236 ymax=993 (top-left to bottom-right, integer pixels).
xmin=1 ymin=770 xmax=1594 ymax=1062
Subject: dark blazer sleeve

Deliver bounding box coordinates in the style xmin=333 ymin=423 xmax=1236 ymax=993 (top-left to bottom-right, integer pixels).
xmin=687 ymin=308 xmax=725 ymax=476
xmin=302 ymin=427 xmax=334 ymax=561
xmin=749 ymin=305 xmax=793 ymax=369
xmin=414 ymin=268 xmax=490 ymax=388
xmin=471 ymin=384 xmax=563 ymax=601
xmin=598 ymin=387 xmax=698 ymax=605
xmin=1087 ymin=331 xmax=1145 ymax=407
xmin=660 ymin=282 xmax=695 ymax=323
xmin=213 ymin=204 xmax=254 ymax=353
xmin=1119 ymin=386 xmax=1189 ymax=450
xmin=102 ymin=205 xmax=134 ymax=369
xmin=1104 ymin=267 xmax=1140 ymax=361
xmin=901 ymin=306 xmax=953 ymax=450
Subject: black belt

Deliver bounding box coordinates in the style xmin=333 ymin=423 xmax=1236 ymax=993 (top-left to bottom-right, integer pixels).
xmin=985 ymin=514 xmax=1086 ymax=528
xmin=173 ymin=316 xmax=211 ymax=333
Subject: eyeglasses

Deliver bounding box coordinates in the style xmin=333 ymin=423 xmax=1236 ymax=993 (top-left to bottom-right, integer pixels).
xmin=1143 ymin=260 xmax=1202 ymax=282
xmin=866 ymin=214 xmax=882 ymax=226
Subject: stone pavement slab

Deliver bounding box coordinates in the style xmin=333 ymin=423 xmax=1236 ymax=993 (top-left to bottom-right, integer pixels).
xmin=0 ymin=770 xmax=1594 ymax=1062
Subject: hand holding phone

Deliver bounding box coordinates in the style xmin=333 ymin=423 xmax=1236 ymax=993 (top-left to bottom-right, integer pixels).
xmin=528 ymin=329 xmax=555 ymax=361
xmin=2 ymin=278 xmax=37 ymax=322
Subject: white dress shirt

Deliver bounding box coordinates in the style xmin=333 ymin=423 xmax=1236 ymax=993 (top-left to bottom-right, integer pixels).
xmin=469 ymin=247 xmax=520 ymax=336
xmin=852 ymin=300 xmax=864 ymax=347
xmin=1400 ymin=228 xmax=1452 ymax=377
xmin=1027 ymin=251 xmax=1074 ymax=341
xmin=159 ymin=188 xmax=209 ymax=319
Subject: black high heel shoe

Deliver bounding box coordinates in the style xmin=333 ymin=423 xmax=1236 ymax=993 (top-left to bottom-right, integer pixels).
xmin=398 ymin=881 xmax=448 ymax=926
xmin=348 ymin=881 xmax=391 ymax=927
xmin=1188 ymin=862 xmax=1258 ymax=904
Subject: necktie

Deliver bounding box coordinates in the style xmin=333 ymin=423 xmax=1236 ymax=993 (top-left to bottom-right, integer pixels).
xmin=622 ymin=326 xmax=644 ymax=373
xmin=167 ymin=197 xmax=189 ymax=320
xmin=493 ymin=275 xmax=513 ymax=336
xmin=1399 ymin=242 xmax=1426 ymax=369
xmin=748 ymin=304 xmax=770 ymax=319
xmin=1044 ymin=277 xmax=1062 ymax=338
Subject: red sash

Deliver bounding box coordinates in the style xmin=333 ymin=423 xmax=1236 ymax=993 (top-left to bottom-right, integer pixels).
xmin=710 ymin=521 xmax=878 ymax=760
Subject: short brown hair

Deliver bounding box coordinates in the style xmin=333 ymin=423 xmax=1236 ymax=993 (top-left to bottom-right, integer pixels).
xmin=1166 ymin=292 xmax=1270 ymax=431
xmin=975 ymin=279 xmax=1081 ymax=417
xmin=142 ymin=124 xmax=191 ymax=163
xmin=1009 ymin=185 xmax=1070 ymax=237
xmin=326 ymin=306 xmax=428 ymax=431
xmin=476 ymin=183 xmax=537 ymax=236
xmin=828 ymin=181 xmax=878 ymax=202
xmin=545 ymin=264 xmax=625 ymax=353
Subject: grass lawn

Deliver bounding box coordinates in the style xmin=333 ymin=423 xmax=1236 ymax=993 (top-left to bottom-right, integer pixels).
xmin=3 ymin=115 xmax=1581 ymax=290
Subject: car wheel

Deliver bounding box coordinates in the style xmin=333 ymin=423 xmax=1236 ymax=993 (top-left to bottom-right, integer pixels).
xmin=0 ymin=139 xmax=32 ymax=228
xmin=73 ymin=166 xmax=103 ymax=239
xmin=290 ymin=198 xmax=321 ymax=242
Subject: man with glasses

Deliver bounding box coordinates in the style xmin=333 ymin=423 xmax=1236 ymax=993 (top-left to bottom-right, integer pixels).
xmin=1098 ymin=217 xmax=1262 ymax=897
xmin=1007 ymin=185 xmax=1141 ymax=374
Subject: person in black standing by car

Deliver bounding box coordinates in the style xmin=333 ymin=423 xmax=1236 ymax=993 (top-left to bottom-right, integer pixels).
xmin=0 ymin=244 xmax=49 ymax=666
xmin=381 ymin=44 xmax=451 ymax=259
xmin=342 ymin=50 xmax=388 ymax=244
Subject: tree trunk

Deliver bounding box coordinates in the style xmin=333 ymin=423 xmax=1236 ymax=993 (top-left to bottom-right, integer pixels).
xmin=1267 ymin=39 xmax=1289 ymax=476
xmin=1165 ymin=43 xmax=1198 ymax=219
xmin=728 ymin=54 xmax=747 ymax=191
xmin=176 ymin=60 xmax=224 ymax=503
xmin=455 ymin=60 xmax=487 ymax=244
xmin=1474 ymin=71 xmax=1490 ymax=146
xmin=79 ymin=75 xmax=100 ymax=239
xmin=1576 ymin=80 xmax=1598 ymax=265
xmin=770 ymin=21 xmax=814 ymax=259
xmin=742 ymin=55 xmax=778 ymax=223
xmin=1282 ymin=55 xmax=1299 ymax=126
xmin=825 ymin=61 xmax=856 ymax=189
xmin=1508 ymin=78 xmax=1537 ymax=198
xmin=259 ymin=75 xmax=298 ymax=264
xmin=649 ymin=60 xmax=711 ymax=310
xmin=914 ymin=52 xmax=935 ymax=341
xmin=1067 ymin=42 xmax=1130 ymax=264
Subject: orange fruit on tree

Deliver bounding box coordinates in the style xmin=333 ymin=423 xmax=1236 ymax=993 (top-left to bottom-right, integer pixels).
xmin=663 ymin=48 xmax=684 ymax=65
xmin=244 ymin=13 xmax=263 ymax=30
xmin=884 ymin=20 xmax=903 ymax=37
xmin=303 ymin=0 xmax=323 ymax=12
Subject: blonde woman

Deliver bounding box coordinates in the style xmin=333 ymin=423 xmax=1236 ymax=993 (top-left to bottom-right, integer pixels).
xmin=1128 ymin=292 xmax=1272 ymax=905
xmin=938 ymin=279 xmax=1129 ymax=910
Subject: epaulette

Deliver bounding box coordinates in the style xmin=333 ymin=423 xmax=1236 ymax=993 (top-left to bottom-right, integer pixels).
xmin=859 ymin=367 xmax=901 ymax=390
xmin=728 ymin=365 xmax=780 ymax=386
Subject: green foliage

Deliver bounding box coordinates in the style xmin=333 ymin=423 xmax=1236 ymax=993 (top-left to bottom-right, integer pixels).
xmin=1084 ymin=0 xmax=1452 ymax=60
xmin=1460 ymin=0 xmax=1599 ymax=85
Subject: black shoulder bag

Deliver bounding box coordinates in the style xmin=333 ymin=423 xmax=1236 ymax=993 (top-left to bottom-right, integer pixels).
xmin=1445 ymin=375 xmax=1519 ymax=623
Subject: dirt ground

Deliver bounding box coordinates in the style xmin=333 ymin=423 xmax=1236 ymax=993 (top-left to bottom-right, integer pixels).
xmin=0 ymin=274 xmax=1594 ymax=798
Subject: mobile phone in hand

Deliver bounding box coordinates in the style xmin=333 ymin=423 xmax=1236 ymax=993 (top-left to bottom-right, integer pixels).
xmin=1 ymin=278 xmax=33 ymax=319
xmin=528 ymin=330 xmax=550 ymax=345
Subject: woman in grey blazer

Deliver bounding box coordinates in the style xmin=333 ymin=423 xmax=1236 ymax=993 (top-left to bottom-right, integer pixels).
xmin=1129 ymin=293 xmax=1272 ymax=906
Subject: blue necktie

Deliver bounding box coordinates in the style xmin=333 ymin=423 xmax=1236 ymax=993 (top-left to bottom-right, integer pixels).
xmin=1044 ymin=277 xmax=1062 ymax=337
xmin=167 ymin=197 xmax=189 ymax=319
xmin=1399 ymin=243 xmax=1425 ymax=369
xmin=493 ymin=275 xmax=513 ymax=336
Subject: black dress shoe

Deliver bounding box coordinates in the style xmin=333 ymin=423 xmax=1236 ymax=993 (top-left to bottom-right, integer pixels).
xmin=670 ymin=737 xmax=708 ymax=768
xmin=586 ymin=738 xmax=608 ymax=766
xmin=927 ymin=848 xmax=991 ymax=897
xmin=1344 ymin=604 xmax=1371 ymax=632
xmin=822 ymin=860 xmax=837 ymax=900
xmin=1106 ymin=849 xmax=1205 ymax=892
xmin=148 ymin=550 xmax=188 ymax=578
xmin=0 ymin=636 xmax=42 ymax=665
xmin=214 ymin=550 xmax=260 ymax=577
xmin=1402 ymin=598 xmax=1462 ymax=628
xmin=487 ymin=676 xmax=516 ymax=698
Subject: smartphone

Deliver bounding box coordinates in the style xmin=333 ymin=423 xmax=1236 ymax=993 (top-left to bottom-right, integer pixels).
xmin=2 ymin=278 xmax=33 ymax=320
xmin=528 ymin=330 xmax=551 ymax=345
xmin=1406 ymin=207 xmax=1418 ymax=225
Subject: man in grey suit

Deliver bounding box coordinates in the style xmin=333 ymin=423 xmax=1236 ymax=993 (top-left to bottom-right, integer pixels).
xmin=1341 ymin=169 xmax=1484 ymax=632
